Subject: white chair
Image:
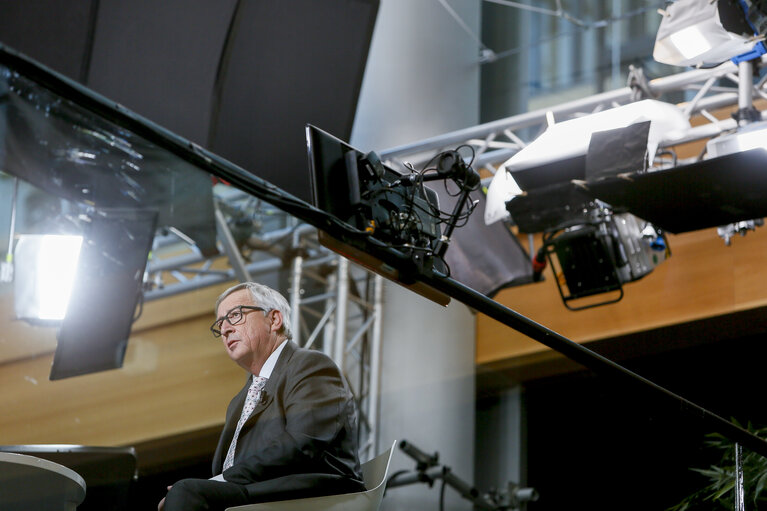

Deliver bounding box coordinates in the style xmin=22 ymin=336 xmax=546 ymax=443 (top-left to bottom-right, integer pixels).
xmin=226 ymin=441 xmax=397 ymax=511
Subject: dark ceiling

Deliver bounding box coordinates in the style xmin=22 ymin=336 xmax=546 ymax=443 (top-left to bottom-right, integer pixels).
xmin=0 ymin=0 xmax=379 ymax=202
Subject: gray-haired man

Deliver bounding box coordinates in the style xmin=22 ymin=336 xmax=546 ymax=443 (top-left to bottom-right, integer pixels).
xmin=159 ymin=282 xmax=364 ymax=511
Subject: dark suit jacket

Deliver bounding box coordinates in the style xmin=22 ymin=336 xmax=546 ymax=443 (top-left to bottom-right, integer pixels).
xmin=212 ymin=341 xmax=365 ymax=502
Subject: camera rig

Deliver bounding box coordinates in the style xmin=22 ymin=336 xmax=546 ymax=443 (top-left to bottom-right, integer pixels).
xmin=306 ymin=124 xmax=481 ymax=303
xmin=348 ymin=149 xmax=480 ymax=262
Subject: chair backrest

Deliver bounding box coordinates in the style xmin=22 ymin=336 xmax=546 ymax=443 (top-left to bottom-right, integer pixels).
xmin=361 ymin=440 xmax=397 ymax=491
xmin=225 ymin=441 xmax=397 ymax=511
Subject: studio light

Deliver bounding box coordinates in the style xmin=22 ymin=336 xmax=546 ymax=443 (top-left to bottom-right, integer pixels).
xmin=484 ymin=99 xmax=689 ymax=226
xmin=484 ymin=102 xmax=677 ymax=309
xmin=706 ymin=120 xmax=767 ymax=156
xmin=654 ymin=0 xmax=766 ymax=67
xmin=14 ymin=234 xmax=83 ymax=322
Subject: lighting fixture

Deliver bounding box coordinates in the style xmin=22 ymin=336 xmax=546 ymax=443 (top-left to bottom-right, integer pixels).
xmin=654 ymin=0 xmax=766 ymax=67
xmin=13 ymin=234 xmax=83 ymax=322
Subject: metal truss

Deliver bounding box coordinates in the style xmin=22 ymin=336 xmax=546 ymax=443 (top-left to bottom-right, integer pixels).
xmin=288 ymin=248 xmax=384 ymax=460
xmin=378 ymin=57 xmax=767 ymax=174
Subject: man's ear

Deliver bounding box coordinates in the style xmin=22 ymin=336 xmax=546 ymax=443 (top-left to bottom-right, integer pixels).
xmin=269 ymin=309 xmax=283 ymax=334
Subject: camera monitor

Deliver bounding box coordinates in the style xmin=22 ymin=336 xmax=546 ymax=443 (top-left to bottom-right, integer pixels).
xmin=306 ymin=124 xmax=450 ymax=306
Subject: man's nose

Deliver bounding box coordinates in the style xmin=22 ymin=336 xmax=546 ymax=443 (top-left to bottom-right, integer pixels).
xmin=221 ymin=321 xmax=235 ymax=337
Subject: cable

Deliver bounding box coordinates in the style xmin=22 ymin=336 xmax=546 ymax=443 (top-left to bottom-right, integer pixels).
xmin=454 ymin=144 xmax=476 ymax=166
xmin=132 ymin=290 xmax=145 ymax=323
xmin=365 ymin=186 xmax=454 ymax=224
xmin=486 ymin=2 xmax=664 ymax=63
xmin=439 ymin=477 xmax=447 ymax=511
xmin=385 ymin=470 xmax=411 ymax=497
xmin=436 ymin=0 xmax=493 ymax=53
xmin=435 ymin=253 xmax=451 ymax=279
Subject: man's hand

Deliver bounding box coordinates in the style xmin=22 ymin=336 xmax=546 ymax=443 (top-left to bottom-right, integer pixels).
xmin=157 ymin=485 xmax=172 ymax=511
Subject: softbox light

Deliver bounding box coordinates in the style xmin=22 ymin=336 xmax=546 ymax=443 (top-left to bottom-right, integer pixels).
xmin=484 ymin=100 xmax=689 ymax=226
xmin=13 ymin=234 xmax=83 ymax=322
xmin=50 ymin=208 xmax=157 ymax=380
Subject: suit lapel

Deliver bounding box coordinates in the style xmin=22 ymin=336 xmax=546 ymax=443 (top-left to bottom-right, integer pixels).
xmin=213 ymin=340 xmax=298 ymax=471
xmin=213 ymin=377 xmax=250 ymax=471
xmin=245 ymin=341 xmax=295 ymax=422
xmin=227 ymin=381 xmax=250 ymax=430
xmin=266 ymin=340 xmax=294 ymax=386
xmin=249 ymin=391 xmax=274 ymax=418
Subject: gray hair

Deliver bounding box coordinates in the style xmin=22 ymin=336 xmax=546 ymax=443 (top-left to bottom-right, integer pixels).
xmin=215 ymin=282 xmax=293 ymax=340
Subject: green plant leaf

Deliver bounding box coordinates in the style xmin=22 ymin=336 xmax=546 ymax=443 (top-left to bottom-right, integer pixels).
xmin=755 ymin=471 xmax=767 ymax=503
xmin=711 ymin=480 xmax=734 ymax=500
xmin=668 ymin=421 xmax=767 ymax=511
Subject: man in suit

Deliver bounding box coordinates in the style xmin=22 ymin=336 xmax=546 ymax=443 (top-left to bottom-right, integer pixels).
xmin=159 ymin=282 xmax=365 ymax=511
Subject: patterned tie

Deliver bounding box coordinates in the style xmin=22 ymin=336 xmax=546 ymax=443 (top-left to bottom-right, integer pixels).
xmin=223 ymin=375 xmax=268 ymax=470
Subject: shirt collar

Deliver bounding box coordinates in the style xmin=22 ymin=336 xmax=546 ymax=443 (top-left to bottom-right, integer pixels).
xmin=258 ymin=339 xmax=287 ymax=379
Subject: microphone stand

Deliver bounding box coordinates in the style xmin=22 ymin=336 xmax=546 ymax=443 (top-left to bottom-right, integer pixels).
xmin=386 ymin=440 xmax=538 ymax=511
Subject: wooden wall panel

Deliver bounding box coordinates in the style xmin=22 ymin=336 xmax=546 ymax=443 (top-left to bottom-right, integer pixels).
xmin=0 ymin=293 xmax=58 ymax=362
xmin=0 ymin=283 xmax=248 ymax=450
xmin=476 ymin=226 xmax=767 ymax=367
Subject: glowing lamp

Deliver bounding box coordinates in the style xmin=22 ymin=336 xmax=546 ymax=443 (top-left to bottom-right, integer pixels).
xmin=14 ymin=234 xmax=83 ymax=322
xmin=654 ymin=0 xmax=765 ymax=67
xmin=706 ymin=120 xmax=767 ymax=157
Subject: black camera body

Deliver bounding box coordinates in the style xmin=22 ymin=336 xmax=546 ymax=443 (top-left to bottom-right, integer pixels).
xmin=347 ymin=151 xmax=441 ymax=251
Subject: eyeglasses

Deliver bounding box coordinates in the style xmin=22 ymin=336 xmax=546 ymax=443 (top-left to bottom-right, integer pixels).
xmin=210 ymin=305 xmax=265 ymax=337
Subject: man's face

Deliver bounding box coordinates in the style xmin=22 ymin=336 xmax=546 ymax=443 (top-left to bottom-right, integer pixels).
xmin=216 ymin=289 xmax=275 ymax=370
